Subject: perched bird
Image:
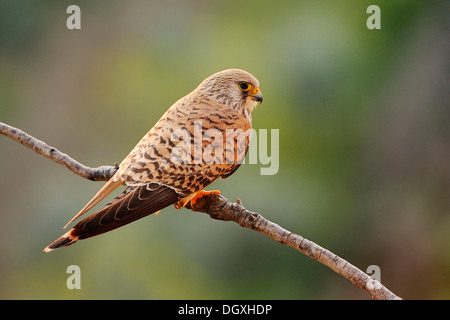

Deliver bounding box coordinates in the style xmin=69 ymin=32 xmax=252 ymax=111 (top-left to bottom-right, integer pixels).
xmin=44 ymin=69 xmax=263 ymax=252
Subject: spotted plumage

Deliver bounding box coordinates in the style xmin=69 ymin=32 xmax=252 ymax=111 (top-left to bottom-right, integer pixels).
xmin=44 ymin=69 xmax=262 ymax=252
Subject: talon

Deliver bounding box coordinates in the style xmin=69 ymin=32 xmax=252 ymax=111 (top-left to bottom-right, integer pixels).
xmin=190 ymin=190 xmax=220 ymax=206
xmin=174 ymin=202 xmax=183 ymax=209
xmin=175 ymin=193 xmax=195 ymax=209
xmin=175 ymin=190 xmax=220 ymax=209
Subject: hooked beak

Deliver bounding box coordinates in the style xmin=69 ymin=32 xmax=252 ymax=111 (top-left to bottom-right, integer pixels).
xmin=251 ymin=88 xmax=263 ymax=103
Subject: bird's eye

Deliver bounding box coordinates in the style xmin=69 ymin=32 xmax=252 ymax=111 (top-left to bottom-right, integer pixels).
xmin=239 ymin=82 xmax=252 ymax=92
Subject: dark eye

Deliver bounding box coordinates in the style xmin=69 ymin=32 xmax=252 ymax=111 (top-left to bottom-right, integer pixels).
xmin=239 ymin=82 xmax=251 ymax=92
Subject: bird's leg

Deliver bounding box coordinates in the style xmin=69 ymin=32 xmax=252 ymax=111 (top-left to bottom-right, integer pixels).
xmin=174 ymin=190 xmax=220 ymax=209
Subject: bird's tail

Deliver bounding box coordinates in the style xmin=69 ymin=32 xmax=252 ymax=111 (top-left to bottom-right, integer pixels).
xmin=44 ymin=230 xmax=79 ymax=252
xmin=43 ymin=184 xmax=180 ymax=252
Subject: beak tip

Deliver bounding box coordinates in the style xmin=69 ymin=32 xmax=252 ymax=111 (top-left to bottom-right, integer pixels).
xmin=252 ymin=92 xmax=263 ymax=103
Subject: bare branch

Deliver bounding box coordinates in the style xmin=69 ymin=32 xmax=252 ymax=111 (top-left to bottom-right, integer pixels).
xmin=0 ymin=122 xmax=118 ymax=181
xmin=0 ymin=121 xmax=402 ymax=299
xmin=187 ymin=194 xmax=402 ymax=300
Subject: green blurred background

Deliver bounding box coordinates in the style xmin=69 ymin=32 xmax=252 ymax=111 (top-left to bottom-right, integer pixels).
xmin=0 ymin=0 xmax=448 ymax=299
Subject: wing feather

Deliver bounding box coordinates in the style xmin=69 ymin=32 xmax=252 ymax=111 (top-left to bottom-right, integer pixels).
xmin=44 ymin=184 xmax=179 ymax=252
xmin=63 ymin=177 xmax=123 ymax=228
xmin=72 ymin=184 xmax=180 ymax=240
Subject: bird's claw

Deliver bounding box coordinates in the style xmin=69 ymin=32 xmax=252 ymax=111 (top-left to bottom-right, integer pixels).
xmin=190 ymin=190 xmax=220 ymax=206
xmin=174 ymin=190 xmax=220 ymax=209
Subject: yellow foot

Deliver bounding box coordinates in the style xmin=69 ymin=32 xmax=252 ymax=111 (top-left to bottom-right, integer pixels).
xmin=174 ymin=193 xmax=194 ymax=209
xmin=191 ymin=190 xmax=220 ymax=206
xmin=174 ymin=190 xmax=220 ymax=209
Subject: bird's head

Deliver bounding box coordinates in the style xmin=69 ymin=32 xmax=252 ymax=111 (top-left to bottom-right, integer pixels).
xmin=197 ymin=69 xmax=263 ymax=117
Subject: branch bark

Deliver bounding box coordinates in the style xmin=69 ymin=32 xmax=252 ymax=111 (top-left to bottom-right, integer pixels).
xmin=0 ymin=121 xmax=402 ymax=300
xmin=187 ymin=194 xmax=401 ymax=300
xmin=0 ymin=122 xmax=118 ymax=181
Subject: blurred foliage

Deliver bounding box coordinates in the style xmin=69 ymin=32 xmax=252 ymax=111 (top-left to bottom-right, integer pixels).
xmin=0 ymin=0 xmax=448 ymax=299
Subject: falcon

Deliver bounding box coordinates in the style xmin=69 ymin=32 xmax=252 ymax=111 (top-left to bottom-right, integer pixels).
xmin=44 ymin=69 xmax=263 ymax=252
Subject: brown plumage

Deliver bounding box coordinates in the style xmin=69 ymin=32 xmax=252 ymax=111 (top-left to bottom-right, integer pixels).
xmin=44 ymin=68 xmax=263 ymax=252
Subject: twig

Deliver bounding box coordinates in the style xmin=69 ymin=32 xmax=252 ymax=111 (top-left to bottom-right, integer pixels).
xmin=0 ymin=121 xmax=402 ymax=300
xmin=0 ymin=122 xmax=118 ymax=181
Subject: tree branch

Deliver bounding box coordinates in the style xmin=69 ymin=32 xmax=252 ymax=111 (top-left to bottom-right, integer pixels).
xmin=0 ymin=121 xmax=402 ymax=300
xmin=187 ymin=194 xmax=402 ymax=300
xmin=0 ymin=122 xmax=118 ymax=181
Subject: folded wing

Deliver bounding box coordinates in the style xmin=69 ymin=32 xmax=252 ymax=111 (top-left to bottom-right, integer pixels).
xmin=44 ymin=183 xmax=179 ymax=251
